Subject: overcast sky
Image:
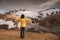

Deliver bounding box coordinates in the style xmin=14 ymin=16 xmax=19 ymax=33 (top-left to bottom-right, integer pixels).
xmin=0 ymin=0 xmax=60 ymax=11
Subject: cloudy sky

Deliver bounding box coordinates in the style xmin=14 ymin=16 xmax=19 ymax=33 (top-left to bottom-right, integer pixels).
xmin=0 ymin=0 xmax=60 ymax=11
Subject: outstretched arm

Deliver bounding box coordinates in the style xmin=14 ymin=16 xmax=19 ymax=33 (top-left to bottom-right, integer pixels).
xmin=25 ymin=18 xmax=34 ymax=23
xmin=13 ymin=18 xmax=20 ymax=26
xmin=13 ymin=18 xmax=20 ymax=22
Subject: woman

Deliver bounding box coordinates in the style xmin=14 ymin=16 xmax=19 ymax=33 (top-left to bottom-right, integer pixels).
xmin=14 ymin=14 xmax=33 ymax=38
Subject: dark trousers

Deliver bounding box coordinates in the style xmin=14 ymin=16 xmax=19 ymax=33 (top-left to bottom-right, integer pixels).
xmin=20 ymin=27 xmax=25 ymax=38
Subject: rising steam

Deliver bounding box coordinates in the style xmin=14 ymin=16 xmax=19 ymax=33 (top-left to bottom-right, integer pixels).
xmin=38 ymin=0 xmax=60 ymax=10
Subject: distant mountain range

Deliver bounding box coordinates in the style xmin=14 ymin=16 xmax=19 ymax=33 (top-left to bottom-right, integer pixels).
xmin=0 ymin=8 xmax=60 ymax=19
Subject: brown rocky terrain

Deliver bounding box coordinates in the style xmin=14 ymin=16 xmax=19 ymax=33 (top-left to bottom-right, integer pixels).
xmin=0 ymin=12 xmax=60 ymax=40
xmin=0 ymin=29 xmax=60 ymax=40
xmin=38 ymin=13 xmax=60 ymax=35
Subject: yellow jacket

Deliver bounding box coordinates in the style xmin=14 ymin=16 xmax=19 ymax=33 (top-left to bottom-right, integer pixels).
xmin=14 ymin=18 xmax=32 ymax=27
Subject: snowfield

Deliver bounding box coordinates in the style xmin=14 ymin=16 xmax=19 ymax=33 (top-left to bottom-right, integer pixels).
xmin=0 ymin=19 xmax=20 ymax=29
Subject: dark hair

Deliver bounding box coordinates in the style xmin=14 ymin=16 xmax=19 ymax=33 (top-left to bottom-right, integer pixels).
xmin=21 ymin=14 xmax=25 ymax=18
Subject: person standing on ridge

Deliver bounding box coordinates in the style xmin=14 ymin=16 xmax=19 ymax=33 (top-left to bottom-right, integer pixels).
xmin=14 ymin=14 xmax=34 ymax=38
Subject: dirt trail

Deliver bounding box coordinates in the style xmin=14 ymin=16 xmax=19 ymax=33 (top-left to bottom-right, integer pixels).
xmin=0 ymin=29 xmax=59 ymax=40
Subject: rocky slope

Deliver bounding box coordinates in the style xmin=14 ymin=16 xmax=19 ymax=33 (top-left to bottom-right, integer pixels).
xmin=38 ymin=13 xmax=60 ymax=35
